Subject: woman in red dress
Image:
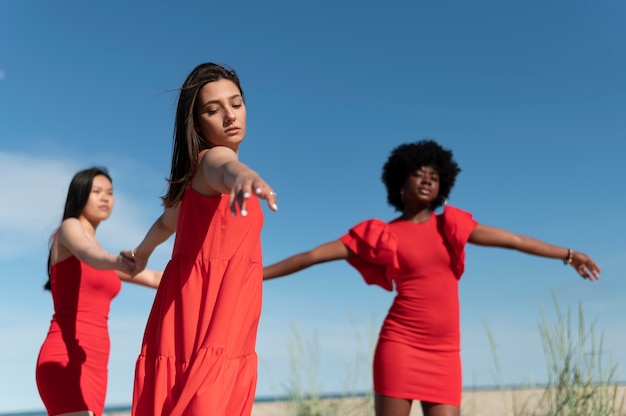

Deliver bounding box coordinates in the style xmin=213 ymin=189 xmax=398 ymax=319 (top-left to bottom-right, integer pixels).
xmin=124 ymin=63 xmax=278 ymax=416
xmin=263 ymin=139 xmax=600 ymax=416
xmin=36 ymin=167 xmax=162 ymax=416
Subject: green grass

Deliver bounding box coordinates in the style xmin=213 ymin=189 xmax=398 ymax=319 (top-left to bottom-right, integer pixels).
xmin=485 ymin=289 xmax=625 ymax=416
xmin=282 ymin=317 xmax=376 ymax=416
xmin=276 ymin=290 xmax=624 ymax=416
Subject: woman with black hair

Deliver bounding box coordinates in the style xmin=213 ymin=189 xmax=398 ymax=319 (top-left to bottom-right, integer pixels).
xmin=36 ymin=167 xmax=162 ymax=416
xmin=263 ymin=139 xmax=600 ymax=416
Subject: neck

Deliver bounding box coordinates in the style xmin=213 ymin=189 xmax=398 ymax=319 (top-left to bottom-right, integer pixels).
xmin=79 ymin=217 xmax=99 ymax=236
xmin=401 ymin=206 xmax=432 ymax=223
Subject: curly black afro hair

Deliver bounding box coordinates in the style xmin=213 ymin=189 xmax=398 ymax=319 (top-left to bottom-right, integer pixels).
xmin=382 ymin=139 xmax=461 ymax=212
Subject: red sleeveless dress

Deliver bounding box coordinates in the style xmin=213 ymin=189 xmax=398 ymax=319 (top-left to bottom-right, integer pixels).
xmin=339 ymin=205 xmax=476 ymax=406
xmin=132 ymin=190 xmax=263 ymax=416
xmin=36 ymin=256 xmax=121 ymax=415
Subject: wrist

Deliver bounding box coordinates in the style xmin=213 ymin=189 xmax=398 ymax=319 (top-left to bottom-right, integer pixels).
xmin=563 ymin=248 xmax=574 ymax=265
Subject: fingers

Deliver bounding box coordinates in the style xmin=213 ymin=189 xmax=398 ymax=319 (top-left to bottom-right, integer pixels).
xmin=572 ymin=254 xmax=601 ymax=281
xmin=257 ymin=187 xmax=278 ymax=212
xmin=229 ymin=189 xmax=250 ymax=216
xmin=119 ymin=249 xmax=148 ymax=277
xmin=120 ymin=249 xmax=135 ymax=261
xmin=229 ymin=180 xmax=278 ymax=216
xmin=585 ymin=260 xmax=601 ymax=281
xmin=117 ymin=253 xmax=137 ymax=276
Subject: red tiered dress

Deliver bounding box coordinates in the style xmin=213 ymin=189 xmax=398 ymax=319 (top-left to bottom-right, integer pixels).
xmin=132 ymin=189 xmax=263 ymax=416
xmin=339 ymin=205 xmax=477 ymax=406
xmin=36 ymin=256 xmax=121 ymax=415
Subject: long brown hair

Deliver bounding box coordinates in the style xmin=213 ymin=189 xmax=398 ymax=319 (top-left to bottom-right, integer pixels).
xmin=163 ymin=62 xmax=244 ymax=208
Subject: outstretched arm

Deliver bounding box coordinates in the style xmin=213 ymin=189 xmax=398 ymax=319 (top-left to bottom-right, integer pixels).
xmin=198 ymin=146 xmax=278 ymax=216
xmin=469 ymin=223 xmax=601 ymax=281
xmin=57 ymin=218 xmax=133 ymax=274
xmin=264 ymin=240 xmax=354 ymax=280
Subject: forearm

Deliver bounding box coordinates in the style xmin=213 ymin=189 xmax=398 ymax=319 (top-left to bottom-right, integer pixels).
xmin=136 ymin=214 xmax=175 ymax=257
xmin=470 ymin=224 xmax=569 ymax=261
xmin=119 ymin=269 xmax=163 ymax=288
xmin=221 ymin=160 xmax=258 ymax=191
xmin=264 ymin=253 xmax=313 ymax=280
xmin=511 ymin=235 xmax=570 ymax=261
xmin=74 ymin=247 xmax=124 ymax=271
xmin=507 ymin=235 xmax=599 ymax=280
xmin=470 ymin=223 xmax=600 ymax=281
xmin=263 ymin=240 xmax=351 ymax=280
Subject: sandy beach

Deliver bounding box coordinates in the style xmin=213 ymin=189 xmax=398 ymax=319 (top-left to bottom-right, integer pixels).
xmin=101 ymin=385 xmax=626 ymax=416
xmin=251 ymin=386 xmax=626 ymax=416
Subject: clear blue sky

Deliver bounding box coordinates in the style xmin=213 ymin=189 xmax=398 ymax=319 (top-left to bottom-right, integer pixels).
xmin=1 ymin=0 xmax=625 ymax=412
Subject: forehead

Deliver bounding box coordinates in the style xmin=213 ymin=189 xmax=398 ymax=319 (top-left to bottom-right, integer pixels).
xmin=415 ymin=166 xmax=438 ymax=173
xmin=197 ymin=79 xmax=241 ymax=103
xmin=92 ymin=175 xmax=112 ymax=188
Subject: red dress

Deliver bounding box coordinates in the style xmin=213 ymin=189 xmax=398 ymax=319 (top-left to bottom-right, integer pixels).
xmin=132 ymin=190 xmax=263 ymax=416
xmin=36 ymin=256 xmax=121 ymax=415
xmin=339 ymin=205 xmax=476 ymax=406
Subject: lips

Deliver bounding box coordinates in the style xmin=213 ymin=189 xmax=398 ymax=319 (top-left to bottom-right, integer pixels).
xmin=225 ymin=127 xmax=240 ymax=135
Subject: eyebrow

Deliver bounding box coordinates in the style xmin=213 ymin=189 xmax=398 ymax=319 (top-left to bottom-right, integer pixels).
xmin=199 ymin=94 xmax=242 ymax=107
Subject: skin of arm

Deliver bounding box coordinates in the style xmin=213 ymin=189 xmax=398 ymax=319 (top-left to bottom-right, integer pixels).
xmin=194 ymin=146 xmax=278 ymax=215
xmin=263 ymin=240 xmax=354 ymax=280
xmin=468 ymin=223 xmax=601 ymax=281
xmin=57 ymin=218 xmax=132 ymax=273
xmin=124 ymin=146 xmax=277 ymax=273
xmin=124 ymin=146 xmax=279 ymax=276
xmin=116 ymin=269 xmax=163 ymax=288
xmin=122 ymin=204 xmax=179 ymax=276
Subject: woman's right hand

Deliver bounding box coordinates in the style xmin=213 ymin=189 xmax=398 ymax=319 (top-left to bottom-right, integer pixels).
xmin=229 ymin=173 xmax=278 ymax=216
xmin=120 ymin=248 xmax=147 ymax=276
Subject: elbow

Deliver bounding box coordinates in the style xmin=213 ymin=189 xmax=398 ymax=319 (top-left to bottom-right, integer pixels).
xmin=157 ymin=215 xmax=177 ymax=235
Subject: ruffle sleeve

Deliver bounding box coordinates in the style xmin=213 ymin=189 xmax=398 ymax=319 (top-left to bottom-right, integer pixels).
xmin=339 ymin=219 xmax=399 ymax=291
xmin=440 ymin=205 xmax=477 ymax=279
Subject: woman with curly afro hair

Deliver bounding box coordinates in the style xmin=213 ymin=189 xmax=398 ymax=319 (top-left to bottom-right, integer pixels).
xmin=263 ymin=139 xmax=600 ymax=416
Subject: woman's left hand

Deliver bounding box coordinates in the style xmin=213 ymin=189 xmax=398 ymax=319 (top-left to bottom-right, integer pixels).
xmin=569 ymin=251 xmax=601 ymax=281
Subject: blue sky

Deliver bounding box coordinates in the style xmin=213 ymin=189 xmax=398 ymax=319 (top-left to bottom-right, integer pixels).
xmin=1 ymin=0 xmax=625 ymax=412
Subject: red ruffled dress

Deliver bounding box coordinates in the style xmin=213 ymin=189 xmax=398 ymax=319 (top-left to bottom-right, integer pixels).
xmin=339 ymin=205 xmax=476 ymax=406
xmin=132 ymin=190 xmax=263 ymax=416
xmin=36 ymin=256 xmax=121 ymax=415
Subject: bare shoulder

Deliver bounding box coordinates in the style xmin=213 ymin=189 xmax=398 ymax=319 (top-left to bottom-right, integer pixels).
xmin=54 ymin=219 xmax=84 ymax=261
xmin=58 ymin=217 xmax=83 ymax=235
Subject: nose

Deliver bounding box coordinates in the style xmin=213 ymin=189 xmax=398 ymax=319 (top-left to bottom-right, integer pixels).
xmin=419 ymin=174 xmax=432 ymax=184
xmin=224 ymin=108 xmax=236 ymax=124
